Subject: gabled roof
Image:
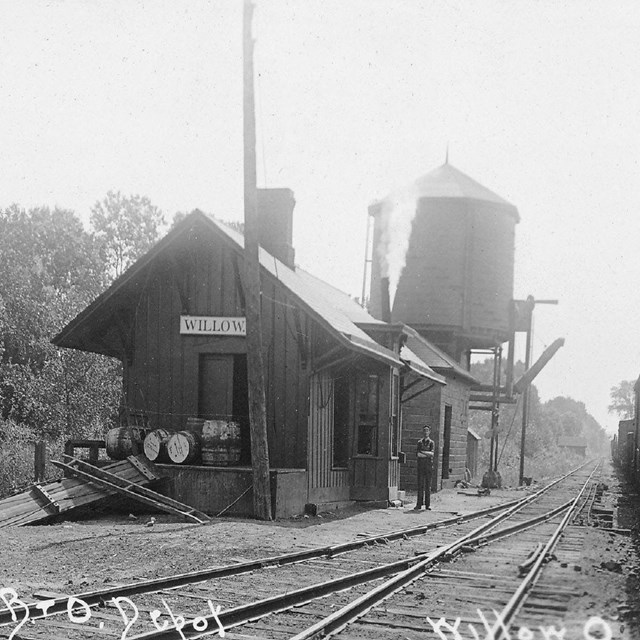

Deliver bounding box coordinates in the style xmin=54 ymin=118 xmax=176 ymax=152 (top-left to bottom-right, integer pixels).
xmin=294 ymin=267 xmax=385 ymax=327
xmin=399 ymin=345 xmax=446 ymax=385
xmin=401 ymin=325 xmax=479 ymax=385
xmin=375 ymin=162 xmax=519 ymax=221
xmin=54 ymin=211 xmax=406 ymax=369
xmin=557 ymin=436 xmax=587 ymax=448
xmin=297 ymin=268 xmax=444 ymax=385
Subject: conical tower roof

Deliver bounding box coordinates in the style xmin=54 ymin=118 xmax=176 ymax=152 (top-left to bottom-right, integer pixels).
xmin=407 ymin=162 xmax=519 ymax=219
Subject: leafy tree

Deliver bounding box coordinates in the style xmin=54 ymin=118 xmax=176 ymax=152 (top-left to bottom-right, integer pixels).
xmin=91 ymin=191 xmax=165 ymax=280
xmin=608 ymin=379 xmax=636 ymax=420
xmin=0 ymin=205 xmax=121 ymax=440
xmin=0 ymin=197 xmax=168 ymax=494
xmin=0 ymin=206 xmax=105 ymax=368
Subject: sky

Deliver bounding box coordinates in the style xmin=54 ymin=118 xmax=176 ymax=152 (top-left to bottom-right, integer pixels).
xmin=2 ymin=0 xmax=639 ymax=434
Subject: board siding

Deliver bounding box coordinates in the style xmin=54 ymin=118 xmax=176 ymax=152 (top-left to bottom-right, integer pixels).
xmin=308 ymin=372 xmax=349 ymax=502
xmin=115 ymin=221 xmax=400 ymax=504
xmin=123 ymin=227 xmax=315 ymax=469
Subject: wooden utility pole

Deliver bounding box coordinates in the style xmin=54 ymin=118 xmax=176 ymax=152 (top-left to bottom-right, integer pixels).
xmin=243 ymin=0 xmax=272 ymax=520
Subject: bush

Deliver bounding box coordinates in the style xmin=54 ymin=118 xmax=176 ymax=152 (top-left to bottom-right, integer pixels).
xmin=0 ymin=419 xmax=65 ymax=498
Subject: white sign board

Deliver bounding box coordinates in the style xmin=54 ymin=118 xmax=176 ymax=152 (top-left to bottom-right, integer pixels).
xmin=180 ymin=316 xmax=246 ymax=336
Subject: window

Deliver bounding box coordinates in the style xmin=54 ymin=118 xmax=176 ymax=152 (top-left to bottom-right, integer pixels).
xmin=356 ymin=374 xmax=379 ymax=455
xmin=332 ymin=376 xmax=350 ymax=468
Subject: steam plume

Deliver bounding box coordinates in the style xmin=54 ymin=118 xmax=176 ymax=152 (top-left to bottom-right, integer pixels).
xmin=375 ymin=186 xmax=419 ymax=306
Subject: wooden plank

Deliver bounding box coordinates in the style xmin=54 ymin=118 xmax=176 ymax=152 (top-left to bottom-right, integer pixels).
xmin=31 ymin=484 xmax=60 ymax=513
xmin=0 ymin=459 xmax=152 ymax=527
xmin=53 ymin=458 xmax=209 ymax=523
xmin=0 ymin=469 xmax=125 ymax=514
xmin=0 ymin=462 xmax=135 ymax=507
xmin=65 ymin=456 xmax=209 ymax=521
xmin=126 ymin=455 xmax=160 ymax=481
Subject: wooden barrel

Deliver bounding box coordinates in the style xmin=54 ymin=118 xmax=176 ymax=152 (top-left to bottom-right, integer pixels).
xmin=167 ymin=431 xmax=201 ymax=465
xmin=186 ymin=417 xmax=205 ymax=435
xmin=201 ymin=420 xmax=241 ymax=466
xmin=143 ymin=429 xmax=172 ymax=462
xmin=105 ymin=427 xmax=146 ymax=460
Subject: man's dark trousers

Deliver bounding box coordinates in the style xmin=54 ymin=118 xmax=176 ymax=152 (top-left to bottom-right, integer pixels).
xmin=416 ymin=457 xmax=432 ymax=509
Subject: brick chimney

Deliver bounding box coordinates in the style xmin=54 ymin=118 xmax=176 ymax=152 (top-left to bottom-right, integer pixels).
xmin=258 ymin=188 xmax=296 ymax=269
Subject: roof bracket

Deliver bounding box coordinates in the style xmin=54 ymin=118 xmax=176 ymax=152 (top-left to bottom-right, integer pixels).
xmin=402 ymin=382 xmax=436 ymax=404
xmin=312 ymin=353 xmax=356 ymax=376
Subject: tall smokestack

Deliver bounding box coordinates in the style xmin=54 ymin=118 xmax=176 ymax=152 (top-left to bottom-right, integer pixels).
xmin=380 ymin=276 xmax=392 ymax=323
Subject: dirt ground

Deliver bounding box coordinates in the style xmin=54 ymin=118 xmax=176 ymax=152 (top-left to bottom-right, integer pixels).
xmin=1 ymin=461 xmax=638 ymax=638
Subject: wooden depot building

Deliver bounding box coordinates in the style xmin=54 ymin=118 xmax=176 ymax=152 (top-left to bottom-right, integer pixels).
xmin=53 ymin=189 xmax=441 ymax=517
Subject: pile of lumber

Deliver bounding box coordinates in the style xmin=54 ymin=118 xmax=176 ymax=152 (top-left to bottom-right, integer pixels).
xmin=0 ymin=455 xmax=210 ymax=527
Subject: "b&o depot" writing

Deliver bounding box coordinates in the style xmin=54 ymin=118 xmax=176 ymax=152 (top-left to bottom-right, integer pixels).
xmin=0 ymin=586 xmax=225 ymax=640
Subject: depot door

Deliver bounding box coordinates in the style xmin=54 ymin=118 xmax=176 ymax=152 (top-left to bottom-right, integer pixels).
xmin=199 ymin=354 xmax=234 ymax=419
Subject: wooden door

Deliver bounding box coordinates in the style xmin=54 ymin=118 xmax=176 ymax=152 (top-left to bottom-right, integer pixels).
xmin=199 ymin=354 xmax=234 ymax=419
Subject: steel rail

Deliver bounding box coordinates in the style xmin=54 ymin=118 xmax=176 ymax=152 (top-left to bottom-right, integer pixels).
xmin=493 ymin=461 xmax=601 ymax=639
xmin=121 ymin=463 xmax=594 ymax=640
xmin=571 ymin=462 xmax=601 ymax=525
xmin=287 ymin=462 xmax=598 ymax=640
xmin=0 ymin=483 xmax=545 ymax=627
xmin=414 ymin=460 xmax=590 ymax=562
xmin=131 ymin=487 xmax=591 ymax=640
xmin=128 ymin=493 xmax=587 ymax=640
xmin=573 ymin=481 xmax=597 ymax=524
xmin=127 ymin=551 xmax=448 ymax=640
xmin=0 ymin=461 xmax=591 ymax=633
xmin=459 ymin=497 xmax=574 ymax=550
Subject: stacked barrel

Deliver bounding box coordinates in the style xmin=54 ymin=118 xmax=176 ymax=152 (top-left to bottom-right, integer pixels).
xmin=106 ymin=418 xmax=242 ymax=466
xmin=105 ymin=427 xmax=148 ymax=459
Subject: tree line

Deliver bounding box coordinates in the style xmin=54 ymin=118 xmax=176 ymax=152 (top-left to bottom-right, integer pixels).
xmin=469 ymin=359 xmax=611 ymax=485
xmin=0 ymin=193 xmax=627 ymax=495
xmin=0 ymin=193 xmax=165 ymax=495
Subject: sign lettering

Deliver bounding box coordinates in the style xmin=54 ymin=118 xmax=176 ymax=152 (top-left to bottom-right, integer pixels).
xmin=180 ymin=316 xmax=246 ymax=336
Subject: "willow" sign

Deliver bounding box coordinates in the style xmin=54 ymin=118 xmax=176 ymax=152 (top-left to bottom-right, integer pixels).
xmin=180 ymin=316 xmax=246 ymax=336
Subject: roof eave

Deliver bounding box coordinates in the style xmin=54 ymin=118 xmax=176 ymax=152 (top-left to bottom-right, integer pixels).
xmin=53 ymin=211 xmax=402 ymax=371
xmin=52 ymin=212 xmax=204 ymax=349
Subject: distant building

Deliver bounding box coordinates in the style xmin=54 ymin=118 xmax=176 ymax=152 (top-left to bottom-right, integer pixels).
xmin=466 ymin=428 xmax=481 ymax=480
xmin=557 ymin=436 xmax=587 ymax=457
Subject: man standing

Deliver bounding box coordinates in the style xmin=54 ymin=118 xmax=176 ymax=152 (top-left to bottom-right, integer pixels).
xmin=414 ymin=424 xmax=435 ymax=510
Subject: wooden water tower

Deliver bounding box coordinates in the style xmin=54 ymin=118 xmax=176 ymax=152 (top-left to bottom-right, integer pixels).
xmin=367 ymin=161 xmax=519 ymax=362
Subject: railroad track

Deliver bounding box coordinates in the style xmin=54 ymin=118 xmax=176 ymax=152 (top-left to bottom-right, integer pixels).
xmin=289 ymin=461 xmax=602 ymax=640
xmin=0 ymin=461 xmax=600 ymax=640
